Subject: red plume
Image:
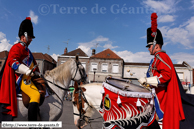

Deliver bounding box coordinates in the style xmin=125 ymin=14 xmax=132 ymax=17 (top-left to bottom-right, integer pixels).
xmin=151 ymin=13 xmax=158 ymax=37
xmin=26 ymin=17 xmax=31 ymax=20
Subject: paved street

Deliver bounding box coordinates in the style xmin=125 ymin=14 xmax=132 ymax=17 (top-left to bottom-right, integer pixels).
xmin=0 ymin=100 xmax=103 ymax=129
xmin=59 ymin=100 xmax=103 ymax=129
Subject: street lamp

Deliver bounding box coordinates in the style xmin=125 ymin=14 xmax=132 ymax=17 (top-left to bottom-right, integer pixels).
xmin=93 ymin=68 xmax=97 ymax=82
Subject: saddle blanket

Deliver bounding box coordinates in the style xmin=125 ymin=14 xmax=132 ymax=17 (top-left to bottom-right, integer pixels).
xmin=100 ymin=82 xmax=155 ymax=129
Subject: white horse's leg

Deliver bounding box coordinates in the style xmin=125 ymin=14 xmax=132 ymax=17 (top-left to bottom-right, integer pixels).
xmin=39 ymin=95 xmax=63 ymax=121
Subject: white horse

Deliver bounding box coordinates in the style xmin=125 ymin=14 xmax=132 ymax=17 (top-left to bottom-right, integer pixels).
xmin=72 ymin=82 xmax=159 ymax=129
xmin=14 ymin=56 xmax=87 ymax=121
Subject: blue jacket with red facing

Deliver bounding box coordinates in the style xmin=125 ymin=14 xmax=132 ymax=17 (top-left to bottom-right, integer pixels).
xmin=0 ymin=41 xmax=39 ymax=121
xmin=147 ymin=50 xmax=194 ymax=129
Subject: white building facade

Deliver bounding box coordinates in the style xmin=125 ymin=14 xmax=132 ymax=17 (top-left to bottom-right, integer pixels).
xmin=123 ymin=62 xmax=193 ymax=90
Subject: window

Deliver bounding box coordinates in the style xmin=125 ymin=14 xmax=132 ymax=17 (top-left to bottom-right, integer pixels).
xmin=101 ymin=63 xmax=108 ymax=72
xmin=112 ymin=64 xmax=119 ymax=73
xmin=61 ymin=61 xmax=66 ymax=64
xmin=81 ymin=62 xmax=86 ymax=70
xmin=91 ymin=62 xmax=98 ymax=71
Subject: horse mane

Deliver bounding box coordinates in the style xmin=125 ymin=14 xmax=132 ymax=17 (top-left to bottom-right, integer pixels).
xmin=44 ymin=58 xmax=74 ymax=84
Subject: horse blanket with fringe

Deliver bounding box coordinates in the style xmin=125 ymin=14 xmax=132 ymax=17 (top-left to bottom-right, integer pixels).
xmin=100 ymin=82 xmax=155 ymax=129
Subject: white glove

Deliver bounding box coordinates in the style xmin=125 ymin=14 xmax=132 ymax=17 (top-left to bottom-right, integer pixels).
xmin=138 ymin=77 xmax=146 ymax=85
xmin=15 ymin=64 xmax=34 ymax=76
xmin=138 ymin=76 xmax=158 ymax=87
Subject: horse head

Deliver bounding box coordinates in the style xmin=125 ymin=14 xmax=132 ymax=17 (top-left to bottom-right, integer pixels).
xmin=72 ymin=55 xmax=87 ymax=83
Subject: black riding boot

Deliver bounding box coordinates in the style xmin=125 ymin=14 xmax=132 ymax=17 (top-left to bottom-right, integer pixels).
xmin=28 ymin=102 xmax=39 ymax=121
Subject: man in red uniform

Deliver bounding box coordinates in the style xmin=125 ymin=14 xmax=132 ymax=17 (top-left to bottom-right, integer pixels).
xmin=0 ymin=17 xmax=41 ymax=121
xmin=138 ymin=13 xmax=186 ymax=129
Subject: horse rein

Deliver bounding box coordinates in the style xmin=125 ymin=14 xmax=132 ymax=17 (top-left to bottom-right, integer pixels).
xmin=73 ymin=86 xmax=92 ymax=128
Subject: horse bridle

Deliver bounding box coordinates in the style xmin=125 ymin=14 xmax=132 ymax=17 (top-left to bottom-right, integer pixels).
xmin=72 ymin=60 xmax=87 ymax=83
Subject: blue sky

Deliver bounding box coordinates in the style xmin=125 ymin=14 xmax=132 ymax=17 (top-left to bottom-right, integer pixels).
xmin=0 ymin=0 xmax=194 ymax=67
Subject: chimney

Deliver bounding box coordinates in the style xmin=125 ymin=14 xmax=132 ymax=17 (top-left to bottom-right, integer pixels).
xmin=92 ymin=49 xmax=96 ymax=55
xmin=64 ymin=47 xmax=68 ymax=54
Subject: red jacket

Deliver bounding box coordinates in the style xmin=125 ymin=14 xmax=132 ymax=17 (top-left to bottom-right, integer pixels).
xmin=147 ymin=51 xmax=185 ymax=129
xmin=0 ymin=42 xmax=39 ymax=118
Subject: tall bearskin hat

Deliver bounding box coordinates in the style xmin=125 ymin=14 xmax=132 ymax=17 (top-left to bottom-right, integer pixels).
xmin=146 ymin=13 xmax=163 ymax=47
xmin=18 ymin=17 xmax=35 ymax=38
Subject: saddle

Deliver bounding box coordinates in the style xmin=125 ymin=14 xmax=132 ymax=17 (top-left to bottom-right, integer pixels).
xmin=22 ymin=76 xmax=46 ymax=108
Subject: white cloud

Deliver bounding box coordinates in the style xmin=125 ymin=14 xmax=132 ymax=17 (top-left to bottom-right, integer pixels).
xmin=142 ymin=0 xmax=178 ymax=14
xmin=94 ymin=35 xmax=109 ymax=42
xmin=51 ymin=53 xmax=59 ymax=61
xmin=114 ymin=50 xmax=152 ymax=63
xmin=78 ymin=45 xmax=92 ymax=56
xmin=29 ymin=10 xmax=38 ymax=24
xmin=159 ymin=16 xmax=194 ymax=48
xmin=185 ymin=16 xmax=194 ymax=35
xmin=0 ymin=32 xmax=12 ymax=52
xmin=103 ymin=44 xmax=119 ymax=49
xmin=170 ymin=52 xmax=194 ymax=67
xmin=77 ymin=35 xmax=118 ymax=56
xmin=158 ymin=15 xmax=176 ymax=23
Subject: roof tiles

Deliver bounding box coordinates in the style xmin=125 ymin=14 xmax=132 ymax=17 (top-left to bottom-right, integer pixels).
xmin=90 ymin=48 xmax=122 ymax=60
xmin=62 ymin=48 xmax=88 ymax=57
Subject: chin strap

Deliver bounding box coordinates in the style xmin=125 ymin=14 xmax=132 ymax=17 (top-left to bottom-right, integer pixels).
xmin=151 ymin=32 xmax=157 ymax=54
xmin=24 ymin=32 xmax=28 ymax=43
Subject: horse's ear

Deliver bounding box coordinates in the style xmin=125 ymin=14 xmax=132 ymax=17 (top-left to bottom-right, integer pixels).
xmin=76 ymin=55 xmax=79 ymax=62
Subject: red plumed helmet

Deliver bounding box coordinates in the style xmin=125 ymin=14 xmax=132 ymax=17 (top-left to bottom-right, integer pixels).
xmin=146 ymin=13 xmax=163 ymax=47
xmin=151 ymin=13 xmax=158 ymax=37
